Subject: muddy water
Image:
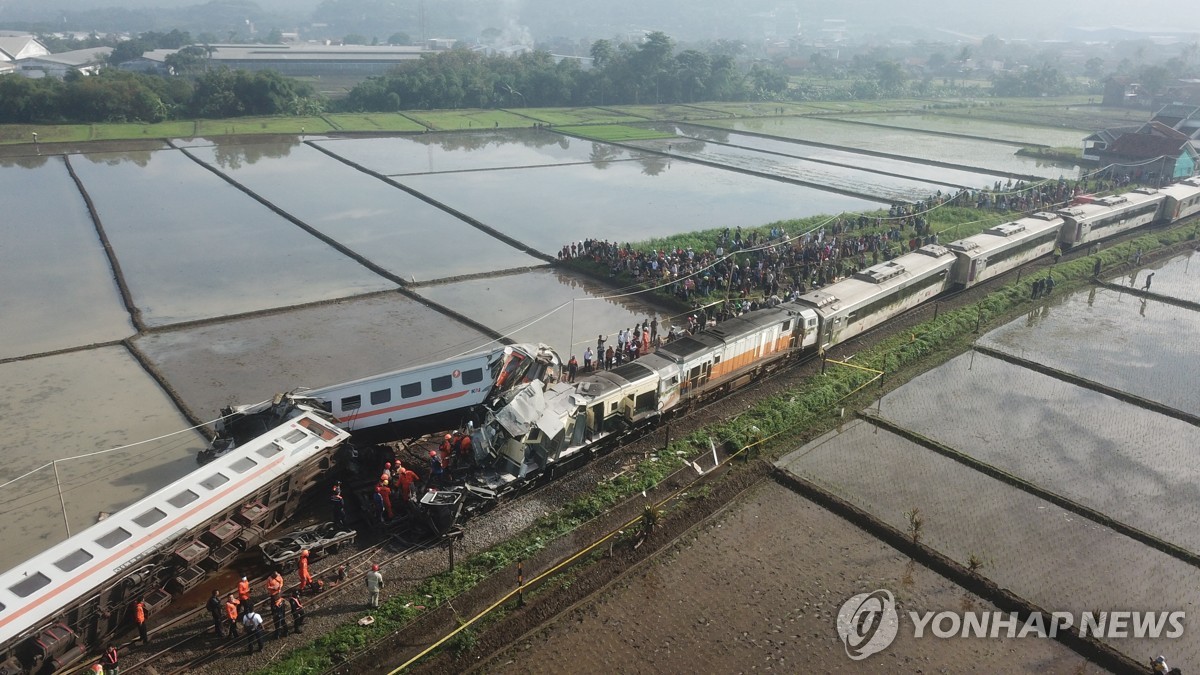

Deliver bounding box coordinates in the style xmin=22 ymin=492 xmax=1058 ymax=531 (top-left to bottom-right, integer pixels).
xmin=314 ymin=129 xmax=646 ymax=175
xmin=187 ymin=143 xmax=541 ymax=282
xmin=69 ymin=149 xmax=394 ymax=326
xmin=977 ymin=282 xmax=1200 ymax=413
xmin=0 ymin=347 xmax=206 ymax=571
xmin=627 ymin=136 xmax=949 ymax=201
xmin=134 ymin=292 xmax=490 ymax=419
xmin=697 ymin=117 xmax=1081 ymax=178
xmin=396 ymin=159 xmax=880 ymax=255
xmin=1123 ymin=247 xmax=1200 ymax=301
xmin=414 ymin=269 xmax=671 ymax=360
xmin=651 ymin=122 xmax=998 ymax=189
xmin=778 ymin=419 xmax=1200 ymax=666
xmin=0 ymin=158 xmax=132 ymax=360
xmin=878 ymin=350 xmax=1200 ymax=553
xmin=835 ymin=114 xmax=1090 ymax=148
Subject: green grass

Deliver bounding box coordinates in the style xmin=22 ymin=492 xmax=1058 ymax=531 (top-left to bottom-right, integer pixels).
xmin=194 ymin=116 xmax=333 ymax=136
xmin=323 ymin=113 xmax=428 ymax=132
xmin=519 ymin=107 xmax=644 ymax=125
xmin=402 ymin=109 xmax=532 ymax=131
xmin=608 ymin=104 xmax=733 ymax=121
xmin=0 ymin=124 xmax=92 ymax=144
xmin=556 ymin=124 xmax=676 ymax=142
xmin=684 ymin=101 xmax=814 ymax=117
xmin=89 ymin=120 xmax=199 ymax=140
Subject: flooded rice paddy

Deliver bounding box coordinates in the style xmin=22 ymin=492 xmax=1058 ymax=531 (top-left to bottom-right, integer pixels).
xmin=70 ymin=149 xmax=395 ymax=326
xmin=188 ymin=142 xmax=542 ymax=281
xmin=313 ymin=129 xmax=647 ymax=175
xmin=829 ymin=113 xmax=1091 ymax=148
xmin=413 ymin=269 xmax=671 ymax=360
xmin=627 ymin=135 xmax=952 ymax=201
xmin=696 ymin=116 xmax=1081 ymax=179
xmin=0 ymin=158 xmax=132 ymax=360
xmin=651 ymin=122 xmax=999 ymax=189
xmin=396 ymin=158 xmax=880 ymax=255
xmin=777 ymin=419 xmax=1200 ymax=667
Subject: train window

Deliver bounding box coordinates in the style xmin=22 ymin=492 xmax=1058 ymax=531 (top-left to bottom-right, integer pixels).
xmin=281 ymin=429 xmax=307 ymax=444
xmin=258 ymin=442 xmax=284 ymax=459
xmin=133 ymin=508 xmax=167 ymax=528
xmin=781 ymin=320 xmax=791 ymax=331
xmin=168 ymin=490 xmax=200 ymax=508
xmin=96 ymin=527 xmax=131 ymax=549
xmin=401 ymin=382 xmax=422 ymax=399
xmin=230 ymin=457 xmax=257 ymax=474
xmin=201 ymin=473 xmax=230 ymax=490
xmin=54 ymin=549 xmax=94 ymax=572
xmin=431 ymin=375 xmax=452 ymax=392
xmin=370 ymin=389 xmax=391 ymax=405
xmin=9 ymin=572 xmax=50 ymax=598
xmin=340 ymin=395 xmax=361 ymax=411
xmin=462 ymin=368 xmax=484 ymax=385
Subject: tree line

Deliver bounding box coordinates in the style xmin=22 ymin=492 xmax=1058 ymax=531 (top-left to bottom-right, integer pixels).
xmin=336 ymin=33 xmax=787 ymax=112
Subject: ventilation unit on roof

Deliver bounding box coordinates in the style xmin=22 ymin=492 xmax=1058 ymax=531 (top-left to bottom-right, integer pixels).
xmin=916 ymin=244 xmax=950 ymax=258
xmin=1096 ymin=195 xmax=1129 ymax=206
xmin=1132 ymin=187 xmax=1158 ymax=195
xmin=986 ymin=222 xmax=1027 ymax=237
xmin=945 ymin=239 xmax=979 ymax=252
xmin=801 ymin=291 xmax=839 ymax=308
xmin=1029 ymin=211 xmax=1059 ymax=220
xmin=855 ymin=262 xmax=906 ymax=283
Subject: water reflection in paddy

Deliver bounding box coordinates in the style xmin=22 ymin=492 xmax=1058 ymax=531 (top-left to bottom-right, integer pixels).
xmin=697 ymin=117 xmax=1080 ymax=179
xmin=69 ymin=149 xmax=394 ymax=326
xmin=0 ymin=158 xmax=132 ymax=360
xmin=628 ymin=136 xmax=950 ymax=202
xmin=0 ymin=347 xmax=206 ymax=571
xmin=832 ymin=113 xmax=1090 ymax=149
xmin=397 ymin=158 xmax=880 ymax=255
xmin=651 ymin=122 xmax=999 ymax=189
xmin=135 ymin=292 xmax=490 ymax=419
xmin=189 ymin=142 xmax=541 ymax=281
xmin=414 ymin=269 xmax=673 ymax=360
xmin=315 ymin=129 xmax=647 ymax=175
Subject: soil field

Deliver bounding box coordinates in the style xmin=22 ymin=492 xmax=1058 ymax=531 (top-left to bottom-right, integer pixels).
xmin=476 ymin=481 xmax=1095 ymax=674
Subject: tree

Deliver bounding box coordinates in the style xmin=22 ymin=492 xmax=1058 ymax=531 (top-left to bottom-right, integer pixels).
xmin=1084 ymin=57 xmax=1105 ymax=78
xmin=343 ymin=34 xmax=368 ymax=45
xmin=675 ymin=49 xmax=710 ymax=102
xmin=388 ymin=32 xmax=411 ymax=45
xmin=874 ymin=60 xmax=906 ymax=96
xmin=589 ymin=39 xmax=613 ymax=69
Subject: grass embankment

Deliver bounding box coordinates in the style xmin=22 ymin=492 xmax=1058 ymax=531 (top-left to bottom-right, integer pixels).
xmin=322 ymin=113 xmax=427 ymax=133
xmin=402 ymin=109 xmax=533 ymax=131
xmin=254 ymin=215 xmax=1198 ymax=674
xmin=519 ymin=107 xmax=644 ymax=126
xmin=555 ymin=124 xmax=675 ymax=142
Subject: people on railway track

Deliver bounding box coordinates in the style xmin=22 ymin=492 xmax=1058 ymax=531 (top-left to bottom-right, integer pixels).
xmin=286 ymin=594 xmax=306 ymax=633
xmin=133 ymin=598 xmax=149 ymax=646
xmin=366 ymin=564 xmax=384 ymax=609
xmin=266 ymin=570 xmax=284 ymax=602
xmin=396 ymin=464 xmax=418 ymax=509
xmin=298 ymin=550 xmax=315 ymax=592
xmin=270 ymin=595 xmax=288 ymax=639
xmin=101 ymin=644 xmax=118 ymax=675
xmin=224 ymin=594 xmax=240 ymax=638
xmin=376 ymin=480 xmax=394 ymax=520
xmin=237 ymin=576 xmax=251 ymax=609
xmin=242 ymin=608 xmax=265 ymax=653
xmin=206 ymin=590 xmax=224 ymax=637
xmin=428 ymin=449 xmax=444 ymax=487
xmin=330 ymin=482 xmax=347 ymax=531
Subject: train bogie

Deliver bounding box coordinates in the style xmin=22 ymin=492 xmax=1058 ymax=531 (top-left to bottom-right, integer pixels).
xmin=1058 ymin=190 xmax=1166 ymax=248
xmin=946 ymin=213 xmax=1063 ymax=287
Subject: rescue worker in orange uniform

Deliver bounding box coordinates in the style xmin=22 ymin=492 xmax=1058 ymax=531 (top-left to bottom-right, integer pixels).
xmin=376 ymin=480 xmax=394 ymax=520
xmin=101 ymin=645 xmax=118 ymax=675
xmin=438 ymin=434 xmax=453 ymax=465
xmin=298 ymin=550 xmax=314 ymax=592
xmin=265 ymin=570 xmax=284 ymax=602
xmin=396 ymin=464 xmax=418 ymax=507
xmin=453 ymin=432 xmax=474 ymax=478
xmin=133 ymin=598 xmax=149 ymax=645
xmin=224 ymin=594 xmax=240 ymax=638
xmin=237 ymin=576 xmax=251 ymax=610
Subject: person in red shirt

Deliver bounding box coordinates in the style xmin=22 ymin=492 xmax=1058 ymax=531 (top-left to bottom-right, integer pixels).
xmin=298 ymin=550 xmax=314 ymax=592
xmin=133 ymin=598 xmax=149 ymax=645
xmin=376 ymin=480 xmax=394 ymax=520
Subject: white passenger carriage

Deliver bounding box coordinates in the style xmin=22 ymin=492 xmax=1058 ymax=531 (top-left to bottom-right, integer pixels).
xmin=945 ymin=213 xmax=1064 ymax=287
xmin=1057 ymin=189 xmax=1166 ymax=248
xmin=1159 ymin=178 xmax=1200 ymax=222
xmin=0 ymin=413 xmax=349 ymax=673
xmin=796 ymin=245 xmax=957 ymax=348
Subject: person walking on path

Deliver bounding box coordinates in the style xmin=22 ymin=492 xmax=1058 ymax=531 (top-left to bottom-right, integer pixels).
xmin=133 ymin=599 xmax=149 ymax=646
xmin=206 ymin=590 xmax=224 ymax=637
xmin=1144 ymin=272 xmax=1154 ymax=291
xmin=242 ymin=608 xmax=265 ymax=653
xmin=366 ymin=564 xmax=384 ymax=608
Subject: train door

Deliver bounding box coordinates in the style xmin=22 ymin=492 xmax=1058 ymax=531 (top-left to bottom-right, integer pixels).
xmin=968 ymin=259 xmax=978 ymax=283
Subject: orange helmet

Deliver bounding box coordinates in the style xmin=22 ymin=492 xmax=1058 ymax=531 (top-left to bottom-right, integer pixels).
xmin=301 ymin=550 xmax=309 ymax=557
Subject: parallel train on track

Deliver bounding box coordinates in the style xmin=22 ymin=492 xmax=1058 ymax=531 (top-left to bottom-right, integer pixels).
xmin=2 ymin=179 xmax=1198 ymax=673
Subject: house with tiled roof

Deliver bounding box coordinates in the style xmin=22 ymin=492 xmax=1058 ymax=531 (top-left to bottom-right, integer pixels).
xmin=1093 ymin=120 xmax=1198 ymax=182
